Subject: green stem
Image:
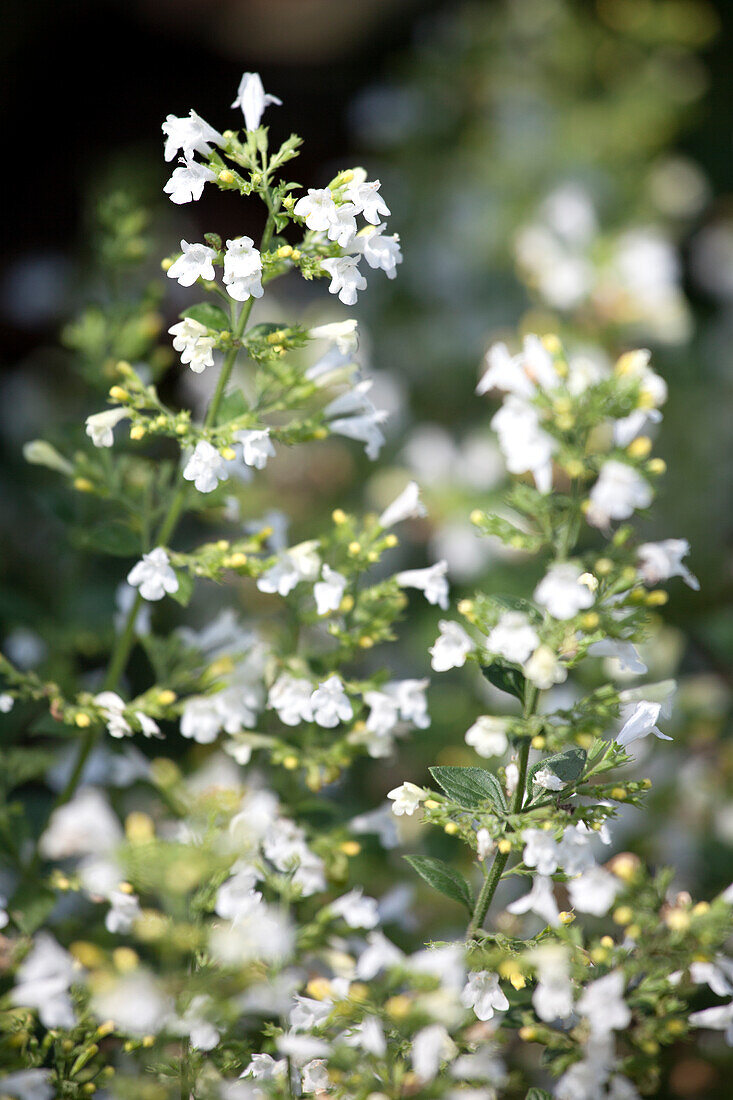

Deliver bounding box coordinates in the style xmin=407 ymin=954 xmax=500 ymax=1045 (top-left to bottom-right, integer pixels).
xmin=467 ymin=687 xmax=536 ymax=939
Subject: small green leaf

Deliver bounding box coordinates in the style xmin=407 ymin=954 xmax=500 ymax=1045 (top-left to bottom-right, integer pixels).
xmin=526 ymin=1090 xmax=553 ymax=1100
xmin=429 ymin=766 xmax=507 ymax=812
xmin=10 ymin=883 xmax=57 ymax=934
xmin=182 ymin=302 xmax=230 ymax=331
xmin=482 ymin=661 xmax=525 ymax=703
xmin=528 ymin=747 xmax=587 ymax=789
xmin=170 ymin=570 xmax=195 ymax=607
xmin=72 ymin=521 xmax=141 ymax=557
xmin=215 ymin=389 xmax=249 ymax=425
xmin=404 ymin=855 xmax=473 ymax=913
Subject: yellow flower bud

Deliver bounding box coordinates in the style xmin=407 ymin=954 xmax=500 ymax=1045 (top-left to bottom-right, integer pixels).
xmin=627 ymin=435 xmax=652 ymax=459
xmin=384 ymin=533 xmax=398 ymax=548
xmin=74 ymin=712 xmax=91 ymax=728
xmin=225 ymin=552 xmax=248 ymax=569
xmin=580 ymin=612 xmax=600 ymax=630
xmin=595 ymin=557 xmax=614 ymax=575
xmin=559 ymin=911 xmax=575 ymax=925
xmin=610 ymin=787 xmax=627 ymax=801
xmin=531 ymin=735 xmax=545 ymax=749
xmin=109 ymin=386 xmax=128 ymax=402
xmin=358 ymin=636 xmax=374 ymax=649
xmin=290 ymin=249 xmax=301 ymax=261
xmin=221 ymin=446 xmax=236 ymax=461
xmin=665 ymin=909 xmax=691 ymax=932
xmin=332 ymin=508 xmax=347 ymax=524
xmin=541 ymin=334 xmax=562 ymax=354
xmin=339 ymin=594 xmax=354 ymax=613
xmin=423 ymin=799 xmax=440 ymax=810
xmin=613 ymin=906 xmax=633 ymax=925
xmin=125 ymin=812 xmax=155 ymax=843
xmin=470 ymin=509 xmax=484 ymax=525
xmin=510 ymin=972 xmax=526 ymax=990
xmin=646 ymin=589 xmax=668 ymax=607
xmin=519 ymin=1026 xmax=536 ymax=1041
xmin=70 ymin=941 xmax=105 ymax=968
xmin=693 ymin=901 xmax=710 ymax=916
xmin=600 ymin=935 xmax=615 ymax=948
xmin=349 ymin=982 xmax=369 ymax=1002
xmin=156 ymin=689 xmax=176 ymax=706
xmin=626 ymin=923 xmax=641 ymax=939
xmin=306 ymin=977 xmax=333 ymax=1001
xmin=348 ymin=541 xmax=361 ymax=555
xmin=129 ymin=424 xmax=146 ymax=441
xmin=340 ymin=840 xmax=361 ymax=857
xmin=277 ymin=245 xmax=293 ymax=259
xmin=282 ymin=755 xmax=299 ymax=770
xmin=218 ymin=169 xmax=235 ymax=184
xmin=564 ymin=458 xmax=585 ymax=479
xmin=647 ymin=457 xmax=666 ymax=475
xmin=112 ymin=947 xmax=139 ymax=973
xmin=385 ymin=994 xmax=411 ymax=1018
xmin=116 ymin=360 xmax=133 ymax=376
xmin=498 ymin=838 xmax=511 ymax=854
xmin=160 ymin=257 xmax=173 ymax=272
xmin=73 ymin=477 xmax=94 ymax=493
xmin=444 ymin=822 xmax=459 ymax=835
xmin=591 ymin=947 xmax=609 ymax=963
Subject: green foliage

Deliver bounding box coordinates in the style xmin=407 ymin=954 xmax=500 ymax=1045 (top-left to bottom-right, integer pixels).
xmin=404 ymin=854 xmax=474 ymax=912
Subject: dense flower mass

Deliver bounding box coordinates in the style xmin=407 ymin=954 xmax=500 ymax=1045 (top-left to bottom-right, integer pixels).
xmin=2 ymin=59 xmax=732 ymax=1100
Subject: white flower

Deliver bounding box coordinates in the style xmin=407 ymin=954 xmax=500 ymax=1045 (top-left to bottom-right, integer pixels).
xmin=310 ymin=675 xmax=353 ymax=728
xmin=0 ymin=1069 xmax=54 ymax=1100
xmin=523 ymin=829 xmax=560 ymax=875
xmin=127 ymin=547 xmax=179 ymax=601
xmin=587 ymin=638 xmax=647 ymax=675
xmin=92 ymin=691 xmax=131 ymax=738
xmin=257 ymin=542 xmax=321 ymax=597
xmin=430 ymin=620 xmax=475 ymax=672
xmin=616 ymin=699 xmax=672 ymax=747
xmin=530 ymin=945 xmax=574 ymax=1023
xmin=301 ymin=1060 xmax=330 ymax=1094
xmin=327 ymin=202 xmax=358 ymax=247
xmin=39 ymin=786 xmax=122 ymax=858
xmin=461 ymin=971 xmax=509 ymax=1022
xmin=486 ymin=610 xmax=539 ymax=665
xmin=85 ymin=407 xmax=129 ymax=448
xmin=235 ymin=428 xmax=275 ymax=470
xmin=91 ymin=971 xmax=171 ymax=1037
xmin=242 ymin=1052 xmax=288 ymax=1081
xmin=344 ymin=179 xmax=390 ymax=224
xmin=412 ymin=1024 xmax=455 ymax=1083
xmin=167 ymin=240 xmax=217 ymax=286
xmin=168 ymin=317 xmax=216 ymax=373
xmin=183 ymin=440 xmax=229 ymax=493
xmin=331 ymin=887 xmax=379 ymax=929
xmin=294 ymin=188 xmax=338 ymax=231
xmin=356 ymin=931 xmax=404 ymax=979
xmin=689 ymin=1001 xmax=733 ymax=1044
xmin=534 ymin=562 xmax=595 ymax=620
xmin=308 ymin=319 xmax=359 ymax=354
xmin=577 ymin=971 xmax=630 ymax=1035
xmin=164 ymin=156 xmax=216 ymax=204
xmin=465 ymin=715 xmax=509 ymax=758
xmin=327 ymin=402 xmax=387 ymax=459
xmin=477 ymin=341 xmax=535 ymax=398
xmin=637 ymin=539 xmax=699 ymax=590
xmin=387 ymin=781 xmax=425 ymax=816
xmin=491 ymin=396 xmax=556 ymax=494
xmin=507 ymin=875 xmax=560 ymax=926
xmin=176 ymin=996 xmax=220 ymax=1052
xmin=342 ymin=1016 xmax=386 ymax=1056
xmin=523 ymin=645 xmax=568 ymax=690
xmin=355 ymin=223 xmax=402 ymax=277
xmin=11 ymin=934 xmax=76 ymax=1029
xmin=223 ymin=237 xmax=263 ymax=302
xmin=587 ymin=460 xmax=652 ymax=528
xmin=231 ymin=72 xmax=282 ymax=131
xmin=390 ymin=679 xmax=430 ymax=728
xmin=105 ymin=889 xmax=142 ymax=934
xmin=268 ymin=674 xmax=314 ymax=726
xmin=533 ymin=766 xmax=566 ymax=792
xmin=0 ymin=693 xmax=13 ymax=712
xmin=162 ymin=110 xmax=223 ymax=162
xmin=322 ymin=256 xmax=367 ymax=305
xmin=613 ymin=407 xmax=663 ymax=447
xmin=395 ymin=560 xmax=449 ymax=609
xmin=568 ymin=866 xmax=620 ymax=916
xmin=476 ymin=828 xmax=493 ymax=860
xmin=378 ymin=480 xmax=426 ymax=528
xmin=556 ymin=825 xmax=595 ymax=876
xmin=314 ymin=565 xmax=347 ymax=615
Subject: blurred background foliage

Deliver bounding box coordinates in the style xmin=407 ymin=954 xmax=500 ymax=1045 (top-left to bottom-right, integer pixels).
xmin=2 ymin=2 xmax=733 ymax=1093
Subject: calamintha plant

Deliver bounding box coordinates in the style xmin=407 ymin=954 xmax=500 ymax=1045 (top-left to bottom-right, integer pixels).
xmin=0 ymin=73 xmax=731 ymax=1100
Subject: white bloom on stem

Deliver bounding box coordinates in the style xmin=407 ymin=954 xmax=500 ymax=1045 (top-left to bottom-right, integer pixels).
xmin=486 ymin=610 xmax=539 ymax=665
xmin=587 ymin=638 xmax=647 ymax=675
xmin=355 ymin=223 xmax=402 ymax=277
xmin=242 ymin=1052 xmax=288 ymax=1081
xmin=387 ymin=781 xmax=425 ymax=817
xmin=533 ymin=766 xmax=566 ymax=792
xmin=223 ymin=237 xmax=264 ymax=302
xmin=637 ymin=539 xmax=699 ymax=590
xmin=523 ymin=829 xmax=561 ymax=875
xmin=556 ymin=825 xmax=595 ymax=876
xmin=164 ymin=156 xmax=216 ymax=204
xmin=310 ymin=675 xmax=353 ymax=728
xmin=331 ymin=887 xmax=379 ymax=929
xmin=395 ymin=560 xmax=449 ymax=609
xmin=530 ymin=945 xmax=574 ymax=1022
xmin=85 ymin=407 xmax=129 ymax=448
xmin=491 ymin=396 xmax=556 ymax=494
xmin=162 ymin=109 xmax=223 ymax=161
xmin=378 ymin=480 xmax=426 ymax=528
xmin=587 ymin=460 xmax=652 ymax=528
xmin=616 ymin=699 xmax=672 ymax=747
xmin=91 ymin=971 xmax=171 ymax=1037
xmin=314 ymin=565 xmax=347 ymax=615
xmin=411 ymin=1024 xmax=455 ymax=1083
xmin=327 ymin=202 xmax=358 ymax=247
xmin=388 ymin=679 xmax=431 ymax=728
xmin=127 ymin=547 xmax=179 ymax=601
xmin=476 ymin=828 xmax=493 ymax=860
xmin=308 ymin=319 xmax=359 ymax=354
xmin=11 ymin=934 xmax=76 ymax=1029
xmin=577 ymin=971 xmax=631 ymax=1035
xmin=294 ymin=188 xmax=338 ymax=231
xmin=105 ymin=889 xmax=142 ymax=934
xmin=93 ymin=691 xmax=131 ymax=739
xmin=342 ymin=1016 xmax=386 ymax=1056
xmin=257 ymin=541 xmax=321 ymax=597
xmin=429 ymin=620 xmax=475 ymax=672
xmin=523 ymin=645 xmax=568 ymax=690
xmin=167 ymin=240 xmax=217 ymax=286
xmin=613 ymin=407 xmax=662 ymax=447
xmin=236 ymin=428 xmax=275 ymax=470
xmin=507 ymin=875 xmax=560 ymax=926
xmin=568 ymin=865 xmax=620 ymax=916
xmin=322 ymin=256 xmax=367 ymax=305
xmin=0 ymin=1069 xmax=54 ymax=1100
xmin=168 ymin=317 xmax=216 ymax=373
xmin=39 ymin=786 xmax=122 ymax=858
xmin=231 ymin=72 xmax=282 ymax=131
xmin=477 ymin=341 xmax=535 ymax=398
xmin=0 ymin=693 xmax=13 ymax=713
xmin=301 ymin=1060 xmax=330 ymax=1094
xmin=183 ymin=440 xmax=229 ymax=493
xmin=268 ymin=674 xmax=314 ymax=726
xmin=534 ymin=562 xmax=595 ymax=620
xmin=344 ymin=179 xmax=390 ymax=224
xmin=356 ymin=930 xmax=404 ymax=979
xmin=461 ymin=971 xmax=509 ymax=1021
xmin=465 ymin=715 xmax=509 ymax=758
xmin=689 ymin=1001 xmax=733 ymax=1044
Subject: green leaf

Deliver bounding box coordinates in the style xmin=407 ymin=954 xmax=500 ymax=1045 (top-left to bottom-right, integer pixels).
xmin=526 ymin=1090 xmax=553 ymax=1100
xmin=404 ymin=855 xmax=473 ymax=913
xmin=170 ymin=570 xmax=195 ymax=608
xmin=429 ymin=766 xmax=507 ymax=812
xmin=215 ymin=389 xmax=249 ymax=425
xmin=71 ymin=521 xmax=141 ymax=557
xmin=482 ymin=661 xmax=525 ymax=703
xmin=528 ymin=747 xmax=587 ymax=789
xmin=10 ymin=883 xmax=57 ymax=934
xmin=182 ymin=302 xmax=230 ymax=332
